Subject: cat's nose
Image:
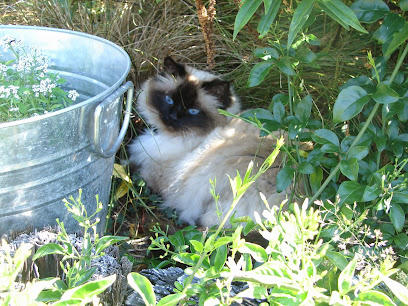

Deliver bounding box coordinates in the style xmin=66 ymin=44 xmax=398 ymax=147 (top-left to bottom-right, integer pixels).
xmin=169 ymin=111 xmax=178 ymax=120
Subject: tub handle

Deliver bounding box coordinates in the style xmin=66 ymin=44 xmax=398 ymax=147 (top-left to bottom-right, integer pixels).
xmin=94 ymin=81 xmax=134 ymax=158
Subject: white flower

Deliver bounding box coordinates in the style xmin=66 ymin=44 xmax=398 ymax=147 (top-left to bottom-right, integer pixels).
xmin=68 ymin=90 xmax=79 ymax=101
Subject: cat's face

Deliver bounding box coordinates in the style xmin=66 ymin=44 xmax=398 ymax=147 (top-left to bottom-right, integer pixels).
xmin=137 ymin=57 xmax=241 ymax=135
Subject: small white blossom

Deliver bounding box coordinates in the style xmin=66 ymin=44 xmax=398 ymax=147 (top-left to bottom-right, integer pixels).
xmin=68 ymin=90 xmax=79 ymax=101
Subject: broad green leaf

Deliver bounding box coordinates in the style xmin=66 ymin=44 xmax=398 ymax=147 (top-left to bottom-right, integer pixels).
xmin=389 ymin=204 xmax=405 ymax=232
xmin=347 ymin=146 xmax=369 ymax=160
xmin=392 ymin=191 xmax=408 ymax=203
xmin=296 ymin=45 xmax=317 ymax=63
xmin=258 ymin=0 xmax=283 ymax=38
xmin=214 ymin=244 xmax=228 ymax=270
xmin=337 ymin=181 xmax=364 ymax=205
xmin=276 ymin=56 xmax=296 ymax=76
xmin=338 ymin=257 xmax=357 ymax=294
xmin=287 ymin=0 xmax=315 ymax=48
xmin=61 ymin=274 xmax=116 ymax=301
xmin=248 ymin=61 xmax=274 ymax=87
xmin=340 ymin=158 xmax=359 ymax=181
xmin=276 ymin=166 xmax=295 ymax=193
xmin=190 ymin=240 xmax=203 ymax=252
xmin=273 ymin=100 xmax=285 ymax=123
xmin=317 ymin=0 xmax=368 ymax=33
xmin=350 ymin=0 xmax=389 ymax=23
xmin=213 ymin=236 xmax=233 ymax=249
xmin=372 ymin=83 xmax=400 ymax=104
xmin=263 ymin=0 xmax=272 ymax=13
xmin=381 ymin=274 xmax=408 ymax=304
xmin=33 ymin=243 xmax=66 ymax=261
xmin=127 ymin=273 xmax=156 ymax=306
xmin=326 ymin=251 xmax=348 ymax=270
xmin=355 ymin=290 xmax=397 ymax=305
xmin=362 ymin=185 xmax=381 ymax=202
xmin=156 ymin=293 xmax=186 ymax=306
xmin=169 ymin=231 xmax=185 ymax=248
xmin=394 ymin=233 xmax=408 ymax=250
xmin=385 ymin=22 xmax=408 ymax=57
xmin=239 ymin=242 xmax=268 ymax=262
xmin=401 ymin=0 xmax=408 ymax=11
xmin=310 ymin=167 xmax=323 ymax=194
xmin=95 ymin=236 xmax=128 ymax=255
xmin=241 ymin=108 xmax=274 ymax=122
xmin=295 ymin=95 xmax=313 ymax=123
xmin=373 ymin=13 xmax=406 ymax=44
xmin=333 ymin=86 xmax=370 ymax=122
xmin=321 ymin=143 xmax=341 ymax=153
xmin=254 ymin=47 xmax=280 ymax=60
xmin=298 ymin=161 xmax=315 ymax=174
xmin=233 ymin=0 xmax=263 ymax=40
xmin=312 ymin=129 xmax=339 ymax=146
xmin=174 ymin=253 xmax=210 ymax=269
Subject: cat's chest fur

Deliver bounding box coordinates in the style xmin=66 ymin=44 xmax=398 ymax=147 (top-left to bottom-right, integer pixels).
xmin=128 ymin=57 xmax=287 ymax=227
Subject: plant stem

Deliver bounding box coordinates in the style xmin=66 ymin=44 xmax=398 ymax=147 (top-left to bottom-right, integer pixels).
xmin=310 ymin=43 xmax=408 ymax=203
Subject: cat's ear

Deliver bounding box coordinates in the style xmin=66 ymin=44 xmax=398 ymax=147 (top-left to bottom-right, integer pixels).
xmin=163 ymin=57 xmax=186 ymax=77
xmin=202 ymin=79 xmax=232 ymax=109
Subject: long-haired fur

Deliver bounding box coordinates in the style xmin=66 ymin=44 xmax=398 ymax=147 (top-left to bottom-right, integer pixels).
xmin=128 ymin=57 xmax=288 ymax=227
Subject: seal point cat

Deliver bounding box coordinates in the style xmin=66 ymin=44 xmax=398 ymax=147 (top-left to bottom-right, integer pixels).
xmin=129 ymin=57 xmax=288 ymax=227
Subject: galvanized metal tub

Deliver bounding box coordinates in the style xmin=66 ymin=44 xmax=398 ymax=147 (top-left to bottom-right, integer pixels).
xmin=0 ymin=26 xmax=134 ymax=236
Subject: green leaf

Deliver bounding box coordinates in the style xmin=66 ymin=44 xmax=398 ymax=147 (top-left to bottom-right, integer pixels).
xmin=95 ymin=236 xmax=128 ymax=255
xmin=295 ymin=95 xmax=313 ymax=123
xmin=333 ymin=86 xmax=370 ymax=122
xmin=276 ymin=56 xmax=296 ymax=76
xmin=127 ymin=273 xmax=156 ymax=306
xmin=321 ymin=143 xmax=341 ymax=153
xmin=156 ymin=293 xmax=186 ymax=306
xmin=213 ymin=236 xmax=233 ymax=249
xmin=174 ymin=253 xmax=210 ymax=269
xmin=276 ymin=166 xmax=295 ymax=193
xmin=248 ymin=61 xmax=274 ymax=87
xmin=385 ymin=22 xmax=408 ymax=57
xmin=338 ymin=257 xmax=357 ymax=294
xmin=33 ymin=243 xmax=66 ymax=261
xmin=310 ymin=167 xmax=323 ymax=194
xmin=401 ymin=0 xmax=408 ymax=11
xmin=362 ymin=185 xmax=381 ymax=202
xmin=233 ymin=0 xmax=263 ymax=40
xmin=347 ymin=146 xmax=369 ymax=160
xmin=296 ymin=45 xmax=317 ymax=63
xmin=298 ymin=161 xmax=315 ymax=174
xmin=373 ymin=13 xmax=406 ymax=44
xmin=340 ymin=158 xmax=359 ymax=181
xmin=389 ymin=204 xmax=405 ymax=233
xmin=312 ymin=129 xmax=339 ymax=146
xmin=272 ymin=100 xmax=285 ymax=123
xmin=317 ymin=0 xmax=368 ymax=33
xmin=254 ymin=47 xmax=279 ymax=60
xmin=381 ymin=274 xmax=408 ymax=304
xmin=337 ymin=181 xmax=364 ymax=205
xmin=326 ymin=251 xmax=349 ymax=270
xmin=190 ymin=240 xmax=203 ymax=253
xmin=372 ymin=83 xmax=400 ymax=104
xmin=61 ymin=274 xmax=116 ymax=302
xmin=258 ymin=0 xmax=283 ymax=38
xmin=356 ymin=290 xmax=397 ymax=305
xmin=392 ymin=191 xmax=408 ymax=203
xmin=287 ymin=0 xmax=315 ymax=48
xmin=394 ymin=233 xmax=408 ymax=250
xmin=238 ymin=242 xmax=268 ymax=262
xmin=214 ymin=244 xmax=228 ymax=270
xmin=350 ymin=0 xmax=389 ymax=23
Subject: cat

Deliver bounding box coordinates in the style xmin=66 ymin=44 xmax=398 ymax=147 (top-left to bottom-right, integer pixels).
xmin=128 ymin=57 xmax=290 ymax=227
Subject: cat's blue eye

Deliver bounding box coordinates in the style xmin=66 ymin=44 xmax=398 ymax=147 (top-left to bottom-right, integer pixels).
xmin=165 ymin=95 xmax=174 ymax=105
xmin=188 ymin=108 xmax=200 ymax=115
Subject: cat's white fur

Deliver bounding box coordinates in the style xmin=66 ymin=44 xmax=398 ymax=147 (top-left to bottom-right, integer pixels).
xmin=129 ymin=60 xmax=288 ymax=227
